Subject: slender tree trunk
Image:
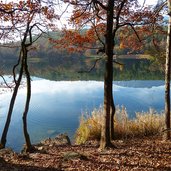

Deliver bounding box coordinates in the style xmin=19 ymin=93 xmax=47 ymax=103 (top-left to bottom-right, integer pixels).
xmin=22 ymin=45 xmax=33 ymax=152
xmin=110 ymin=29 xmax=117 ymax=141
xmin=100 ymin=0 xmax=114 ymax=150
xmin=110 ymin=95 xmax=115 ymax=140
xmin=164 ymin=0 xmax=171 ymax=140
xmin=0 ymin=60 xmax=23 ymax=148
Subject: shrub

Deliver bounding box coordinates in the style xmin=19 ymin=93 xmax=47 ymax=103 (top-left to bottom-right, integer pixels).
xmin=75 ymin=106 xmax=165 ymax=144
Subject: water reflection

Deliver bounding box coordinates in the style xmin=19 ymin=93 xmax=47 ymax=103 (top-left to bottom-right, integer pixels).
xmin=0 ymin=77 xmax=165 ymax=151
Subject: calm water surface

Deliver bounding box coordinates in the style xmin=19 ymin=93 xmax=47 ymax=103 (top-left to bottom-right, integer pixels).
xmin=0 ymin=76 xmax=165 ymax=151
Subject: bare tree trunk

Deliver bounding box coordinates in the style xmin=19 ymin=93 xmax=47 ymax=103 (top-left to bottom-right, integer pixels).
xmin=110 ymin=95 xmax=115 ymax=140
xmin=164 ymin=0 xmax=171 ymax=140
xmin=100 ymin=0 xmax=114 ymax=150
xmin=22 ymin=45 xmax=33 ymax=152
xmin=0 ymin=59 xmax=23 ymax=148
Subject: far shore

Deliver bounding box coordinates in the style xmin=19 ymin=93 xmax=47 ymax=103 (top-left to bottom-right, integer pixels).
xmin=114 ymin=54 xmax=151 ymax=59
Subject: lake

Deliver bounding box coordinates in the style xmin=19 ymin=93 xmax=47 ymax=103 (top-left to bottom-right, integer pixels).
xmin=0 ymin=76 xmax=165 ymax=151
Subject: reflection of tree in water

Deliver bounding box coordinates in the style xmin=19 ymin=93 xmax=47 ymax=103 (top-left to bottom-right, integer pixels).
xmin=26 ymin=58 xmax=165 ymax=81
xmin=1 ymin=56 xmax=164 ymax=81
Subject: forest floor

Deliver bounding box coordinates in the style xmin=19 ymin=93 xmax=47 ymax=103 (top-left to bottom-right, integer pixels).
xmin=0 ymin=136 xmax=170 ymax=171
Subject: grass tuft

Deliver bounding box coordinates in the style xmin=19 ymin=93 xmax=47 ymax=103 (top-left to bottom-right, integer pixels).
xmin=75 ymin=107 xmax=103 ymax=144
xmin=75 ymin=106 xmax=165 ymax=144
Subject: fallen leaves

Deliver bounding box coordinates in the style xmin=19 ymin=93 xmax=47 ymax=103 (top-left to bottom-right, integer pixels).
xmin=0 ymin=136 xmax=170 ymax=171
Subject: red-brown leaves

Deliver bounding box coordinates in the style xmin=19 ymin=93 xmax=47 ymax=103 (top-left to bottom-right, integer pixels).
xmin=0 ymin=0 xmax=58 ymax=43
xmin=56 ymin=0 xmax=166 ymax=55
xmin=50 ymin=28 xmax=97 ymax=53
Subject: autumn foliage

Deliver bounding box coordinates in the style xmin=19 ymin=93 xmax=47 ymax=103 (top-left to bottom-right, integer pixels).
xmin=51 ymin=1 xmax=166 ymax=55
xmin=0 ymin=0 xmax=57 ymax=43
xmin=50 ymin=26 xmax=104 ymax=53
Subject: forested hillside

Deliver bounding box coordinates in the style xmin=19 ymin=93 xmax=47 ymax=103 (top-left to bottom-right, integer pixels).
xmin=0 ymin=30 xmax=165 ymax=80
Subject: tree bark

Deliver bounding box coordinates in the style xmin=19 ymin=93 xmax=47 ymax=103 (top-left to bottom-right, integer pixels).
xmin=22 ymin=45 xmax=33 ymax=152
xmin=0 ymin=60 xmax=23 ymax=148
xmin=110 ymin=95 xmax=115 ymax=140
xmin=100 ymin=0 xmax=114 ymax=150
xmin=164 ymin=0 xmax=171 ymax=140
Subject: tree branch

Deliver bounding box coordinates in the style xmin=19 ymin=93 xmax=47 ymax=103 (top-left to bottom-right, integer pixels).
xmin=92 ymin=0 xmax=107 ymax=10
xmin=78 ymin=57 xmax=102 ymax=73
xmin=0 ymin=75 xmax=12 ymax=89
xmin=119 ymin=22 xmax=141 ymax=42
xmin=13 ymin=50 xmax=22 ymax=84
xmin=113 ymin=59 xmax=124 ymax=66
xmin=116 ymin=0 xmax=127 ymax=26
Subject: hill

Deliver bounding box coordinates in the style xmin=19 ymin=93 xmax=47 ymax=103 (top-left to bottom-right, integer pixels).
xmin=0 ymin=31 xmax=164 ymax=80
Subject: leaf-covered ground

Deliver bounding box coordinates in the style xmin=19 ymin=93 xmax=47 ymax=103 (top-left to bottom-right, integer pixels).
xmin=0 ymin=136 xmax=170 ymax=171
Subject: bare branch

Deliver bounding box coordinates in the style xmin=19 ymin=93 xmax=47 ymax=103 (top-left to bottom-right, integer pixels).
xmin=13 ymin=50 xmax=22 ymax=84
xmin=71 ymin=5 xmax=89 ymax=21
xmin=141 ymin=0 xmax=146 ymax=7
xmin=113 ymin=59 xmax=124 ymax=66
xmin=90 ymin=20 xmax=105 ymax=47
xmin=0 ymin=75 xmax=13 ymax=89
xmin=119 ymin=22 xmax=141 ymax=42
xmin=78 ymin=57 xmax=102 ymax=73
xmin=116 ymin=0 xmax=127 ymax=27
xmin=59 ymin=3 xmax=70 ymax=19
xmin=92 ymin=0 xmax=107 ymax=10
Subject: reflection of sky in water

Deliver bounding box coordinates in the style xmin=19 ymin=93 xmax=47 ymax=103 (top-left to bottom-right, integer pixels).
xmin=0 ymin=78 xmax=165 ymax=151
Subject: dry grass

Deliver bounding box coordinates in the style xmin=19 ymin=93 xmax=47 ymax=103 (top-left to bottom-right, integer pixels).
xmin=75 ymin=107 xmax=103 ymax=144
xmin=75 ymin=106 xmax=165 ymax=144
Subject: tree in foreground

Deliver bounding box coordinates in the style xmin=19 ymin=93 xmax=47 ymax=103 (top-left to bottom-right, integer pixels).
xmin=117 ymin=0 xmax=170 ymax=139
xmin=52 ymin=0 xmax=157 ymax=149
xmin=0 ymin=0 xmax=57 ymax=151
xmin=165 ymin=0 xmax=171 ymax=140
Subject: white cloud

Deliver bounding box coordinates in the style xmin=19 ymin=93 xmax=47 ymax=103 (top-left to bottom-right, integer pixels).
xmin=138 ymin=0 xmax=159 ymax=6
